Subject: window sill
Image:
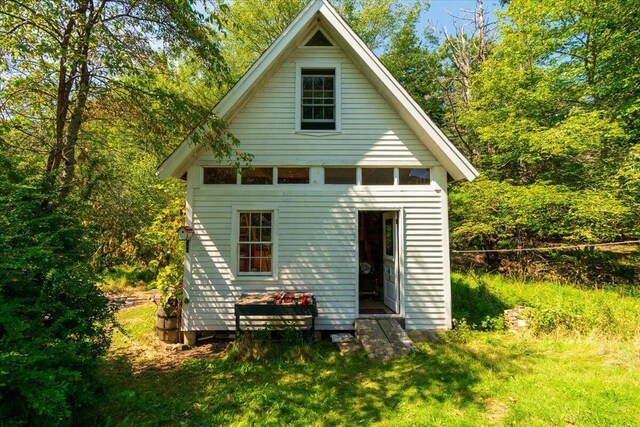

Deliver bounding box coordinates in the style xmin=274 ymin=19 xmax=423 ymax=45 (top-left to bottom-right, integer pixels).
xmin=294 ymin=130 xmax=342 ymax=137
xmin=232 ymin=275 xmax=279 ymax=283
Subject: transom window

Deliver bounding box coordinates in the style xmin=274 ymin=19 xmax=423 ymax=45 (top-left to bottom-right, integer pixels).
xmin=399 ymin=168 xmax=431 ymax=185
xmin=362 ymin=168 xmax=394 ymax=185
xmin=324 ymin=167 xmax=356 ymax=184
xmin=278 ymin=168 xmax=309 ymax=184
xmin=203 ymin=167 xmax=236 ymax=184
xmin=238 ymin=211 xmax=272 ymax=275
xmin=241 ymin=168 xmax=273 ymax=185
xmin=301 ymin=68 xmax=335 ymax=130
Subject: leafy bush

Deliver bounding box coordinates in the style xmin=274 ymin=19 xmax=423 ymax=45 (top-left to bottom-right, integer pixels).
xmin=142 ymin=198 xmax=186 ymax=309
xmin=442 ymin=319 xmax=473 ymax=343
xmin=0 ymin=161 xmax=114 ymax=425
xmin=449 ymin=179 xmax=637 ymax=272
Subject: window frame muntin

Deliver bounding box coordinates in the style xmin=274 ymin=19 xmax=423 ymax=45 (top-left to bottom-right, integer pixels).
xmin=231 ymin=205 xmax=279 ymax=281
xmin=237 ymin=210 xmax=273 ymax=276
xmin=295 ymin=62 xmax=341 ymax=133
xmin=301 ymin=71 xmax=336 ymax=125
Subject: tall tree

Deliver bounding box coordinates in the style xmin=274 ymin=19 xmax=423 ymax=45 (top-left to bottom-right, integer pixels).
xmin=448 ymin=0 xmax=639 ymax=259
xmin=380 ymin=1 xmax=446 ymax=124
xmin=0 ymin=0 xmax=242 ymax=197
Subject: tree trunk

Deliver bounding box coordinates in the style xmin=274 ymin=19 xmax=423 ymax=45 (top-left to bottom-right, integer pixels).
xmin=46 ymin=17 xmax=76 ymax=174
xmin=60 ymin=1 xmax=92 ymax=196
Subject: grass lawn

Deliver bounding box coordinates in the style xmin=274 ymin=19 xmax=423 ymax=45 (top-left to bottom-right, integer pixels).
xmin=95 ymin=275 xmax=640 ymax=426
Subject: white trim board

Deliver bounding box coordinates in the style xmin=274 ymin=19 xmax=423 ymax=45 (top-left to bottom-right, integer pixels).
xmin=156 ymin=0 xmax=479 ymax=182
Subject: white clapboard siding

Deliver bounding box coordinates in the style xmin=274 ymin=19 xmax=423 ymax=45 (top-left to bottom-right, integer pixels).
xmin=198 ymin=47 xmax=438 ymax=167
xmin=183 ymin=186 xmax=447 ymax=331
xmin=183 ymin=43 xmax=449 ymax=331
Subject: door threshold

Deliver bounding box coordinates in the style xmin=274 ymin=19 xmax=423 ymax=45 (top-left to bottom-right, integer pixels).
xmin=358 ymin=313 xmax=403 ymax=319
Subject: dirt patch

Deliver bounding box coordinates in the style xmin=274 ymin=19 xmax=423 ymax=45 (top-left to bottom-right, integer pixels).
xmin=107 ymin=289 xmax=156 ymax=309
xmin=115 ymin=340 xmax=232 ymax=373
xmin=485 ymin=398 xmax=511 ymax=424
xmin=110 ymin=302 xmax=232 ymax=372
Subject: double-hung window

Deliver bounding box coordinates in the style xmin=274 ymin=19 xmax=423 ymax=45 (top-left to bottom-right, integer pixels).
xmin=301 ymin=68 xmax=335 ymax=130
xmin=238 ymin=211 xmax=273 ymax=275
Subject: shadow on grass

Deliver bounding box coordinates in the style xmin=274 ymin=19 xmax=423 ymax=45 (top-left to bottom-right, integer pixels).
xmin=451 ymin=275 xmax=507 ymax=326
xmin=92 ymin=334 xmax=534 ymax=426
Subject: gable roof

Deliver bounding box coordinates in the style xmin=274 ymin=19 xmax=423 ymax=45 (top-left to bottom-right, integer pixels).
xmin=157 ymin=0 xmax=479 ymax=181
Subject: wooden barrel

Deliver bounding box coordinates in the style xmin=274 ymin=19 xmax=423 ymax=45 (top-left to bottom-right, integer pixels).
xmin=156 ymin=306 xmax=180 ymax=343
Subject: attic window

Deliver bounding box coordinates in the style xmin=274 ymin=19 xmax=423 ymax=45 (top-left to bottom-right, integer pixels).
xmin=301 ymin=68 xmax=335 ymax=130
xmin=305 ymin=30 xmax=333 ymax=47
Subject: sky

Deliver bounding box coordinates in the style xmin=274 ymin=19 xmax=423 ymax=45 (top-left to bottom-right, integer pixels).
xmin=418 ymin=0 xmax=501 ymax=36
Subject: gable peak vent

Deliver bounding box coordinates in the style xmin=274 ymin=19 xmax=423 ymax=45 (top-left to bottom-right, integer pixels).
xmin=305 ymin=30 xmax=333 ymax=46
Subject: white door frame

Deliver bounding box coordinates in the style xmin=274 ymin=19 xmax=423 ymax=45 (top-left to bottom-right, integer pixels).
xmin=355 ymin=208 xmax=405 ymax=319
xmin=382 ymin=211 xmax=399 ymax=313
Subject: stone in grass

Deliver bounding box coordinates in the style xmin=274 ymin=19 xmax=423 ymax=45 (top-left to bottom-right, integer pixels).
xmin=330 ymin=333 xmax=354 ymax=343
xmin=504 ymin=306 xmax=531 ymax=333
xmin=330 ymin=333 xmax=363 ymax=355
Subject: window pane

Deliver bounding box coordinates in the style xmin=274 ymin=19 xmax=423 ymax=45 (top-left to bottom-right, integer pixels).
xmin=239 ymin=244 xmax=250 ymax=257
xmin=385 ymin=218 xmax=394 ymax=256
xmin=239 ymin=227 xmax=250 ymax=242
xmin=239 ymin=258 xmax=249 ymax=272
xmin=362 ymin=168 xmax=394 ymax=185
xmin=399 ymin=168 xmax=430 ymax=185
xmin=240 ymin=213 xmax=250 ymax=227
xmin=278 ymin=168 xmax=309 ymax=184
xmin=301 ymin=121 xmax=335 ymax=130
xmin=261 ymin=212 xmax=271 ymax=227
xmin=241 ymin=168 xmax=273 ymax=185
xmin=325 ymin=107 xmax=334 ymax=119
xmin=250 ymin=244 xmax=261 ymax=257
xmin=250 ymin=212 xmax=261 ymax=227
xmin=261 ymin=227 xmax=271 ymax=242
xmin=324 ymin=168 xmax=356 ymax=184
xmin=203 ymin=167 xmax=236 ymax=184
xmin=262 ymin=258 xmax=272 ymax=273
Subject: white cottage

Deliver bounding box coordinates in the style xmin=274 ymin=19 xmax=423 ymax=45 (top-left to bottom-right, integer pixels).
xmin=157 ymin=0 xmax=478 ymax=336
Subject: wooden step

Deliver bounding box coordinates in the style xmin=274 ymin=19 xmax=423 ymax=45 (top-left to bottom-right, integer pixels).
xmin=354 ymin=319 xmax=417 ymax=361
xmin=378 ymin=319 xmax=418 ymax=354
xmin=355 ymin=319 xmax=395 ymax=361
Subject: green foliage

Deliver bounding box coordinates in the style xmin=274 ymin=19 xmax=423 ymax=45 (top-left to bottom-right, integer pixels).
xmin=444 ymin=0 xmax=640 ymax=262
xmin=0 ymin=159 xmax=114 ymax=425
xmin=450 ymin=179 xmax=635 ymax=268
xmin=380 ymin=2 xmax=446 ymax=123
xmin=452 ymin=273 xmax=640 ymax=338
xmin=142 ymin=198 xmax=186 ymax=308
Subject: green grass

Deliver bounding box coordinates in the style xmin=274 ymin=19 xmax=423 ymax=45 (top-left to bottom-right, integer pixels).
xmin=98 ymin=264 xmax=156 ymax=294
xmin=452 ymin=273 xmax=640 ymax=338
xmin=94 ymin=275 xmax=640 ymax=426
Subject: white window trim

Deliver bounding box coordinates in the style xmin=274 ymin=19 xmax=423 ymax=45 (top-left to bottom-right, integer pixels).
xmin=230 ymin=205 xmax=279 ymax=282
xmin=295 ymin=62 xmax=342 ymax=134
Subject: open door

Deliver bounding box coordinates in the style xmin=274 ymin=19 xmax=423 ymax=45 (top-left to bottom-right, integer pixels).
xmin=382 ymin=211 xmax=399 ymax=313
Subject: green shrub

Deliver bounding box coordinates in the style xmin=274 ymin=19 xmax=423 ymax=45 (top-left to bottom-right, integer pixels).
xmin=0 ymin=161 xmax=114 ymax=425
xmin=442 ymin=319 xmax=473 ymax=343
xmin=526 ymin=308 xmax=585 ymax=334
